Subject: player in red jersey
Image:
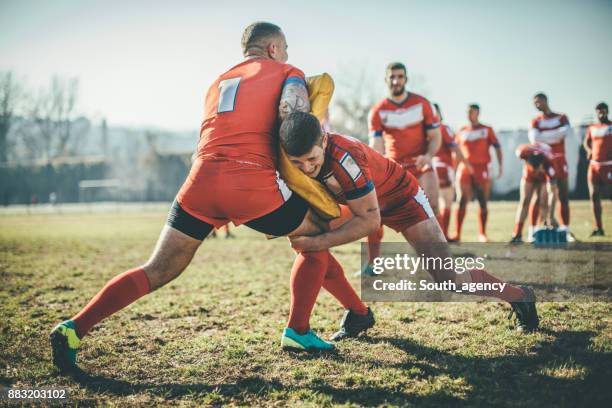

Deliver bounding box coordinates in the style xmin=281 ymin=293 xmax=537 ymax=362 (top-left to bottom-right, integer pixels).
xmin=432 ymin=103 xmax=471 ymax=239
xmin=280 ymin=112 xmax=539 ymax=332
xmin=451 ymin=104 xmax=503 ymax=242
xmin=584 ymin=102 xmax=612 ymax=236
xmin=510 ymin=143 xmax=556 ymax=243
xmin=364 ymin=62 xmax=441 ymax=271
xmin=528 ymin=93 xmax=572 ymax=237
xmin=50 ymin=23 xmax=370 ymax=371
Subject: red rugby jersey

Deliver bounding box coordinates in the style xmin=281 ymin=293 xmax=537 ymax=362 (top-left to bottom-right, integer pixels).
xmin=528 ymin=113 xmax=570 ymax=157
xmin=433 ymin=124 xmax=457 ymax=166
xmin=456 ymin=124 xmax=499 ymax=165
xmin=585 ymin=122 xmax=612 ymax=163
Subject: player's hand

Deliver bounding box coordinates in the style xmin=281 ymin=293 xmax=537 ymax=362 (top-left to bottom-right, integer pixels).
xmin=288 ymin=235 xmax=326 ymax=252
xmin=414 ymin=154 xmax=432 ymax=171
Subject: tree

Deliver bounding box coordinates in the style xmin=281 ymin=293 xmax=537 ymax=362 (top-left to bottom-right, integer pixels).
xmin=0 ymin=71 xmax=22 ymax=163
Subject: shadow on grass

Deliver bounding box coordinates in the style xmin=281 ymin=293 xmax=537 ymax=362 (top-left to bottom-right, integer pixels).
xmin=61 ymin=329 xmax=611 ymax=406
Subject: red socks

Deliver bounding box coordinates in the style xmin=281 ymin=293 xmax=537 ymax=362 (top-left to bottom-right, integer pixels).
xmin=454 ymin=206 xmax=467 ymax=239
xmin=477 ymin=207 xmax=488 ymax=236
xmin=323 ymin=253 xmax=368 ymax=315
xmin=559 ymin=201 xmax=570 ymax=227
xmin=468 ymin=269 xmax=525 ymax=302
xmin=438 ymin=207 xmax=451 ymax=238
xmin=366 ymin=226 xmax=384 ymax=264
xmin=530 ymin=202 xmax=539 ymax=227
xmin=287 ymin=251 xmax=328 ymax=334
xmin=72 ymin=267 xmax=151 ymax=339
xmin=513 ymin=221 xmax=524 ymax=237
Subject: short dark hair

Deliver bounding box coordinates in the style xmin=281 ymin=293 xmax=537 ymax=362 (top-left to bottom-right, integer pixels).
xmin=279 ymin=112 xmax=323 ymax=156
xmin=527 ymin=153 xmax=545 ymax=168
xmin=596 ymin=102 xmax=608 ymax=111
xmin=386 ymin=62 xmax=407 ymax=75
xmin=534 ymin=93 xmax=548 ymax=101
xmin=241 ymin=22 xmax=282 ymax=56
xmin=469 ymin=103 xmax=480 ymax=110
xmin=433 ymin=103 xmax=442 ymax=120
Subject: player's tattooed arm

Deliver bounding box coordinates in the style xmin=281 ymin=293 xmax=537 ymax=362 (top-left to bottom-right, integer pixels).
xmin=279 ymin=82 xmax=311 ymax=122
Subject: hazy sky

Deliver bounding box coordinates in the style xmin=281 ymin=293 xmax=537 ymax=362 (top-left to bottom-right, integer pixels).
xmin=2 ymin=0 xmax=611 ymax=132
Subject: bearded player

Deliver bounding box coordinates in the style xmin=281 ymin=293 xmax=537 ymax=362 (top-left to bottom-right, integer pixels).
xmin=50 ymin=22 xmax=373 ymax=372
xmin=584 ymin=102 xmax=612 ymax=237
xmin=528 ymin=93 xmax=572 ymax=238
xmin=451 ymin=104 xmax=503 ymax=242
xmin=282 ymin=112 xmax=539 ymax=332
xmin=364 ymin=62 xmax=442 ymax=273
xmin=510 ymin=143 xmax=555 ymax=243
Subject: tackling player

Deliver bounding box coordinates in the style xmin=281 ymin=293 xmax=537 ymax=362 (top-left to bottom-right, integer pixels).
xmin=510 ymin=143 xmax=555 ymax=243
xmin=432 ymin=103 xmax=470 ymax=239
xmin=281 ymin=112 xmax=539 ymax=332
xmin=365 ymin=62 xmax=442 ymax=271
xmin=528 ymin=93 xmax=572 ymax=237
xmin=451 ymin=104 xmax=502 ymax=242
xmin=584 ymin=102 xmax=611 ymax=236
xmin=50 ymin=22 xmax=370 ymax=371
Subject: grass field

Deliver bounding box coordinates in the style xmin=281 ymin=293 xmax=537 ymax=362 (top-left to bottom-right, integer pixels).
xmin=1 ymin=201 xmax=611 ymax=406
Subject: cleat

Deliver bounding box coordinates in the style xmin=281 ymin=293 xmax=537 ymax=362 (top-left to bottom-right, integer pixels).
xmin=590 ymin=229 xmax=605 ymax=237
xmin=447 ymin=235 xmax=460 ymax=243
xmin=281 ymin=328 xmax=334 ymax=352
xmin=509 ymin=235 xmax=523 ymax=244
xmin=353 ymin=263 xmax=376 ymax=277
xmin=508 ymin=286 xmax=539 ymax=332
xmin=478 ymin=234 xmax=489 ymax=243
xmin=330 ymin=307 xmax=375 ymax=341
xmin=50 ymin=320 xmax=81 ymax=372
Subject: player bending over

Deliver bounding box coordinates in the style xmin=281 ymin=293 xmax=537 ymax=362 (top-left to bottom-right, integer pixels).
xmin=280 ymin=112 xmax=539 ymax=332
xmin=510 ymin=143 xmax=555 ymax=243
xmin=584 ymin=102 xmax=611 ymax=237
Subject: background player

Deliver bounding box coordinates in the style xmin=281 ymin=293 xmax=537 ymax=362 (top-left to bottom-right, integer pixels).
xmin=510 ymin=143 xmax=555 ymax=243
xmin=584 ymin=102 xmax=612 ymax=236
xmin=432 ymin=103 xmax=471 ymax=239
xmin=365 ymin=62 xmax=441 ymax=271
xmin=528 ymin=93 xmax=572 ymax=238
xmin=451 ymin=104 xmax=503 ymax=242
xmin=281 ymin=112 xmax=539 ymax=332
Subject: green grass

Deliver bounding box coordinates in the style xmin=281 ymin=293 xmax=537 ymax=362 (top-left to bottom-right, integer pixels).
xmin=1 ymin=201 xmax=611 ymax=406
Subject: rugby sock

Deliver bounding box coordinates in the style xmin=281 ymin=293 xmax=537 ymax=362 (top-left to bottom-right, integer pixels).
xmin=440 ymin=207 xmax=451 ymax=238
xmin=513 ymin=221 xmax=524 ymax=237
xmin=560 ymin=201 xmax=570 ymax=226
xmin=594 ymin=199 xmax=603 ymax=230
xmin=72 ymin=267 xmax=151 ymax=339
xmin=454 ymin=207 xmax=467 ymax=239
xmin=323 ymin=253 xmax=368 ymax=315
xmin=478 ymin=207 xmax=488 ymax=236
xmin=530 ymin=202 xmax=539 ymax=226
xmin=366 ymin=226 xmax=384 ymax=264
xmin=287 ymin=251 xmax=328 ymax=334
xmin=468 ymin=269 xmax=525 ymax=303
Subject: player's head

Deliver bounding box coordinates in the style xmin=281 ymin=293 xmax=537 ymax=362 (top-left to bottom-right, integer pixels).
xmin=533 ymin=93 xmax=548 ymax=112
xmin=468 ymin=103 xmax=480 ymax=123
xmin=526 ymin=152 xmax=545 ymax=172
xmin=595 ymin=102 xmax=609 ymax=122
xmin=280 ymin=112 xmax=328 ymax=178
xmin=241 ymin=22 xmax=288 ymax=62
xmin=433 ymin=103 xmax=443 ymax=121
xmin=385 ymin=62 xmax=407 ymax=97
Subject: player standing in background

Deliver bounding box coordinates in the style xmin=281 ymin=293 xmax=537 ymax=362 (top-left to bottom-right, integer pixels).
xmin=432 ymin=103 xmax=471 ymax=239
xmin=365 ymin=62 xmax=441 ymax=271
xmin=510 ymin=143 xmax=555 ymax=243
xmin=584 ymin=102 xmax=611 ymax=237
xmin=451 ymin=104 xmax=502 ymax=242
xmin=528 ymin=93 xmax=572 ymax=239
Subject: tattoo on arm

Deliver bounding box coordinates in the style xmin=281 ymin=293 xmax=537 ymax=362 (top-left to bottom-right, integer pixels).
xmin=366 ymin=207 xmax=379 ymax=213
xmin=279 ymin=82 xmax=310 ymax=122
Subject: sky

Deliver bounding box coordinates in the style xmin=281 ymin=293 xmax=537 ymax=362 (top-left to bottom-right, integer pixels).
xmin=1 ymin=0 xmax=611 ymax=132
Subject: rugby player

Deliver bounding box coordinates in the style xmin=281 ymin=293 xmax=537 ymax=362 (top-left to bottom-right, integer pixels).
xmin=432 ymin=104 xmax=470 ymax=239
xmin=584 ymin=102 xmax=611 ymax=236
xmin=365 ymin=62 xmax=442 ymax=271
xmin=528 ymin=93 xmax=572 ymax=237
xmin=281 ymin=112 xmax=539 ymax=332
xmin=451 ymin=104 xmax=502 ymax=242
xmin=50 ymin=22 xmax=370 ymax=371
xmin=510 ymin=143 xmax=555 ymax=243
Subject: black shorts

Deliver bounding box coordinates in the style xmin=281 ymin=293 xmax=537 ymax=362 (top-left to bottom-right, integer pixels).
xmin=166 ymin=193 xmax=309 ymax=240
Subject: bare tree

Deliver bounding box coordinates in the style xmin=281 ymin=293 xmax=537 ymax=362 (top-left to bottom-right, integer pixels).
xmin=0 ymin=71 xmax=22 ymax=163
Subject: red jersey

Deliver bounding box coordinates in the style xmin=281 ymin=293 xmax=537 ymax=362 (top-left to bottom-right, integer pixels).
xmin=585 ymin=122 xmax=612 ymax=163
xmin=529 ymin=113 xmax=570 ymax=157
xmin=368 ymin=93 xmax=439 ymax=165
xmin=433 ymin=124 xmax=457 ymax=166
xmin=197 ymin=58 xmax=305 ymax=168
xmin=317 ymin=133 xmax=419 ymax=207
xmin=456 ymin=124 xmax=499 ymax=165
